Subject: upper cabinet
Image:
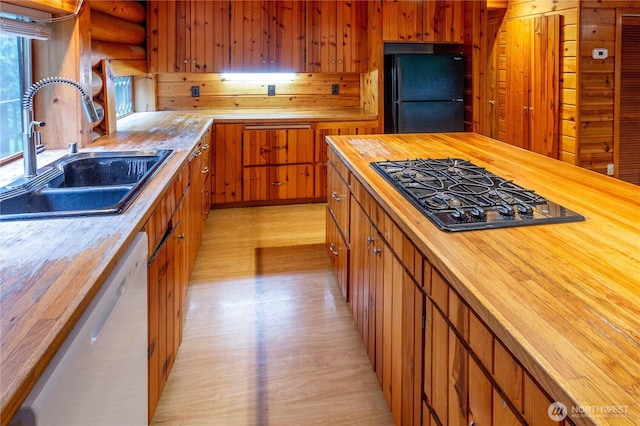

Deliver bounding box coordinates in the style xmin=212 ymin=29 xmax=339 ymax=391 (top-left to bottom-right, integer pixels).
xmin=148 ymin=0 xmax=367 ymax=73
xmin=305 ymin=1 xmax=367 ymax=72
xmin=230 ymin=1 xmax=306 ymax=72
xmin=382 ymin=0 xmax=465 ymax=43
xmin=148 ymin=0 xmax=230 ymax=73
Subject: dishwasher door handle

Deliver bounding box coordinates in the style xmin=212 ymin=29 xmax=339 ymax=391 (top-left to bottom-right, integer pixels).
xmin=90 ymin=279 xmax=127 ymax=345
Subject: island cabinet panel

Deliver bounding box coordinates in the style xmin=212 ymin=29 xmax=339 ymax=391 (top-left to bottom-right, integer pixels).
xmin=326 ymin=148 xmax=351 ymax=300
xmin=326 ymin=207 xmax=349 ymax=302
xmin=327 ymin=145 xmax=576 ymax=425
xmin=348 ymin=174 xmax=426 ymax=426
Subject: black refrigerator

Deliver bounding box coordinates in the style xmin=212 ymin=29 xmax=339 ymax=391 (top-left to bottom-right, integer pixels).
xmin=384 ymin=53 xmax=464 ymax=133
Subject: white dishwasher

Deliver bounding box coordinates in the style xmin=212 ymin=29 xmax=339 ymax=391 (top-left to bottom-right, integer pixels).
xmin=10 ymin=232 xmax=148 ymax=426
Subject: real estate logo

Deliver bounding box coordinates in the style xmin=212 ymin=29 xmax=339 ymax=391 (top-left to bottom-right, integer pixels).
xmin=548 ymin=402 xmax=568 ymax=421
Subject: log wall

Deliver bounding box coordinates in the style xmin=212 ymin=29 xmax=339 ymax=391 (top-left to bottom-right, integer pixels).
xmin=89 ymin=0 xmax=148 ymax=137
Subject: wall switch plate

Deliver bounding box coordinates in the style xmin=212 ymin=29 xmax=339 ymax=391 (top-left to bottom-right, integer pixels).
xmin=592 ymin=48 xmax=608 ymax=59
xmin=191 ymin=86 xmax=200 ymax=97
xmin=331 ymin=84 xmax=339 ymax=95
xmin=606 ymin=163 xmax=614 ymax=176
xmin=268 ymin=85 xmax=276 ymax=96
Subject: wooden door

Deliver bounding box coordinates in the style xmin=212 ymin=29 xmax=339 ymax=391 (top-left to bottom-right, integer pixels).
xmin=504 ymin=18 xmax=531 ymax=150
xmin=504 ymin=16 xmax=560 ymax=156
xmin=529 ymin=15 xmax=561 ymax=158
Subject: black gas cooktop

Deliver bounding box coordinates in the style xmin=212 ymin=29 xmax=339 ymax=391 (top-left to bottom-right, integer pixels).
xmin=370 ymin=158 xmax=584 ymax=231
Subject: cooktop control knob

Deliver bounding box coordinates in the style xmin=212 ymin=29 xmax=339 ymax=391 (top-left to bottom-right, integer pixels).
xmin=517 ymin=202 xmax=534 ymax=215
xmin=498 ymin=204 xmax=516 ymax=217
xmin=469 ymin=206 xmax=486 ymax=220
xmin=451 ymin=207 xmax=467 ymax=221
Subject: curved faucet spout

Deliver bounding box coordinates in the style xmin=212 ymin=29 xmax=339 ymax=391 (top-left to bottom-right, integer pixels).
xmin=22 ymin=77 xmax=101 ymax=178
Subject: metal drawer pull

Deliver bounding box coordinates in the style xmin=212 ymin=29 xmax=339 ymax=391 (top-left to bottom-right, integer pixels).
xmin=373 ymin=247 xmax=382 ymax=255
xmin=331 ymin=191 xmax=341 ymax=201
xmin=178 ymin=233 xmax=186 ymax=240
xmin=271 ymin=181 xmax=285 ymax=186
xmin=245 ymin=124 xmax=312 ymax=130
xmin=202 ymin=167 xmax=209 ymax=174
xmin=367 ymin=236 xmax=374 ymax=244
xmin=195 ymin=150 xmax=202 ymax=157
xmin=202 ymin=144 xmax=209 ymax=149
xmin=329 ymin=243 xmax=339 ymax=256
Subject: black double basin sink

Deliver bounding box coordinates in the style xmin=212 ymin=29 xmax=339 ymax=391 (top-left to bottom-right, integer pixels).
xmin=0 ymin=150 xmax=173 ymax=221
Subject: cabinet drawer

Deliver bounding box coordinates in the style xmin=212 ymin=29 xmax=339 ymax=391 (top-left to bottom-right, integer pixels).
xmin=243 ymin=164 xmax=314 ymax=201
xmin=243 ymin=128 xmax=314 ymax=166
xmin=328 ymin=146 xmax=350 ymax=181
xmin=327 ymin=161 xmax=350 ymax=238
xmin=326 ymin=207 xmax=349 ymax=301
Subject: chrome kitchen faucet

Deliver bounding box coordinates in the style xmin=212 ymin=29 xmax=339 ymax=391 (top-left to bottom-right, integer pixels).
xmin=22 ymin=77 xmax=101 ymax=178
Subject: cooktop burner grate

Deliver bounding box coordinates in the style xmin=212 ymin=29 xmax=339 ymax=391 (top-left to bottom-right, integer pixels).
xmin=370 ymin=158 xmax=584 ymax=231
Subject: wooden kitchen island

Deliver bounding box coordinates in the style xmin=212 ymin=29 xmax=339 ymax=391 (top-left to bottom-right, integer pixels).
xmin=325 ymin=132 xmax=640 ymax=425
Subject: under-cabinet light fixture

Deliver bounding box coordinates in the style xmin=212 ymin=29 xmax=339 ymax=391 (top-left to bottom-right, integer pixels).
xmin=220 ymin=73 xmax=296 ymax=83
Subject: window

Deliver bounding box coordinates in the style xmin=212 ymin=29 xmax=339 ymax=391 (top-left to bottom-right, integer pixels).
xmin=114 ymin=76 xmax=134 ymax=119
xmin=0 ymin=34 xmax=28 ymax=160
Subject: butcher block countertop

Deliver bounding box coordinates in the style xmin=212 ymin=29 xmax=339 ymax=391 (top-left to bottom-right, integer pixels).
xmin=327 ymin=133 xmax=640 ymax=424
xmin=0 ymin=112 xmax=213 ymax=424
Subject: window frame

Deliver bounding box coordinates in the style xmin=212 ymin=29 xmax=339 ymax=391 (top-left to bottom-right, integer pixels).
xmin=0 ymin=35 xmax=31 ymax=165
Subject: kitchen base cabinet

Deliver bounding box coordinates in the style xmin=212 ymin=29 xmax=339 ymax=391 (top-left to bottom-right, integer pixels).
xmin=143 ymin=125 xmax=212 ymax=423
xmin=349 ymin=183 xmax=425 ymax=426
xmin=243 ymin=164 xmax=315 ymax=201
xmin=327 ymin=145 xmax=573 ymax=425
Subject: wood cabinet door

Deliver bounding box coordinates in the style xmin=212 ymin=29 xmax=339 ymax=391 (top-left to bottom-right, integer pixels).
xmin=228 ymin=1 xmax=305 ymax=72
xmin=326 ymin=207 xmax=349 ymax=301
xmin=382 ymin=0 xmax=464 ymax=43
xmin=243 ymin=164 xmax=314 ymax=201
xmin=243 ymin=128 xmax=314 ymax=166
xmin=328 ymin=162 xmax=350 ymax=236
xmin=213 ymin=124 xmax=243 ymax=204
xmin=306 ymin=0 xmax=366 ymax=72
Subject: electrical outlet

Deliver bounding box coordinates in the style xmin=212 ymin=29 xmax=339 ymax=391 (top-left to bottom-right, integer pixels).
xmin=331 ymin=84 xmax=339 ymax=95
xmin=268 ymin=85 xmax=276 ymax=96
xmin=191 ymin=86 xmax=200 ymax=97
xmin=606 ymin=163 xmax=614 ymax=176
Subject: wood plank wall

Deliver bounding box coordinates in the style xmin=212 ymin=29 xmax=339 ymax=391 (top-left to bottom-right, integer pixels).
xmin=496 ymin=0 xmax=578 ymax=164
xmin=580 ymin=1 xmax=640 ymax=175
xmin=155 ymin=73 xmax=362 ymax=110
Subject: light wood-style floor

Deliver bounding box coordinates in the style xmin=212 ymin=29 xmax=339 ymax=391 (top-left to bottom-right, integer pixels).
xmin=151 ymin=204 xmax=394 ymax=425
